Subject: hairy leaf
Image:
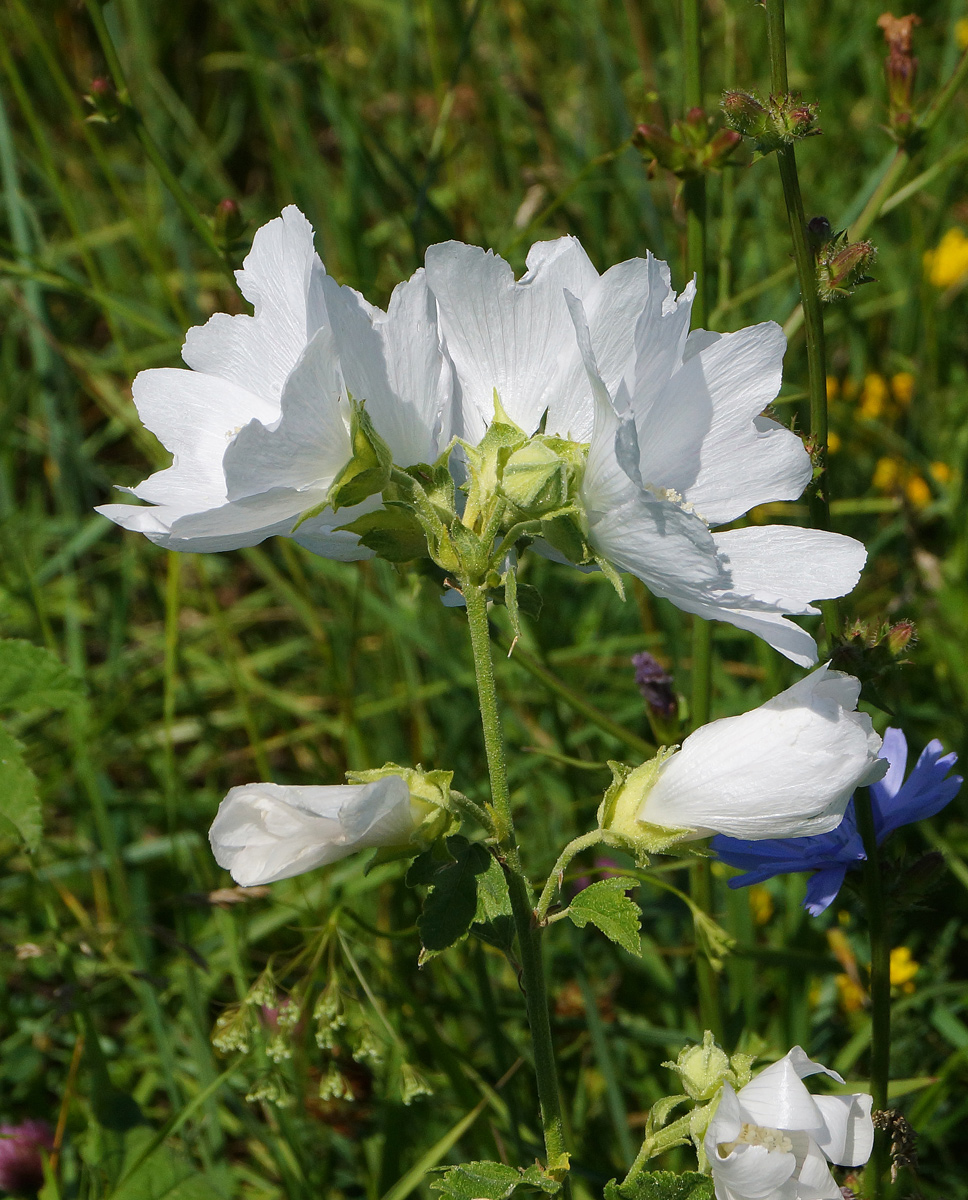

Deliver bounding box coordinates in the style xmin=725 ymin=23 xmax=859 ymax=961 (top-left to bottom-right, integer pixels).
xmin=604 ymin=1171 xmax=714 ymax=1200
xmin=0 ymin=725 xmax=41 ymax=850
xmin=566 ymin=877 xmax=641 ymax=956
xmin=432 ymin=1159 xmax=561 ymax=1199
xmin=0 ymin=639 xmax=82 ymax=712
xmin=409 ymin=836 xmax=491 ymax=961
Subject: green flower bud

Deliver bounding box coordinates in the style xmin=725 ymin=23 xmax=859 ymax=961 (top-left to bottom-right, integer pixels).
xmin=598 ymin=750 xmax=689 ymax=857
xmin=345 ymin=762 xmax=458 ymax=850
xmin=501 ymin=439 xmax=569 ymax=514
xmin=663 ymin=1031 xmax=756 ymax=1101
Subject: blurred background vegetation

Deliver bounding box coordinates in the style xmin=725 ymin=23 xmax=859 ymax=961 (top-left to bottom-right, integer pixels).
xmin=1 ymin=0 xmax=968 ymax=1196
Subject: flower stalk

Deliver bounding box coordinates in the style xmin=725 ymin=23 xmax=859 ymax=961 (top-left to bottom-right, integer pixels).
xmin=461 ymin=582 xmax=570 ymax=1180
xmin=854 ymin=789 xmax=890 ymax=1200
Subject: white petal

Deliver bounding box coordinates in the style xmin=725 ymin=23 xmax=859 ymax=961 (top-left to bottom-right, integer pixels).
xmin=222 ymin=324 xmax=351 ymax=500
xmin=813 ymin=1094 xmax=874 ymax=1167
xmin=130 ymin=367 xmax=275 ymax=511
xmin=655 ymin=525 xmax=868 ymax=667
xmin=183 ymin=206 xmax=327 ymax=405
xmin=710 ymin=1142 xmax=799 ymax=1200
xmin=792 ymin=1137 xmax=843 ymax=1198
xmin=644 ymin=323 xmax=810 ymax=524
xmin=291 ymin=495 xmax=383 ymax=562
xmin=785 ymin=1046 xmax=846 ymax=1085
xmin=424 ymin=237 xmax=597 ymax=441
xmin=165 ymin=488 xmax=322 ymax=552
xmin=737 ymin=1057 xmax=827 ymax=1138
xmin=639 ymin=664 xmax=884 ymax=838
xmin=209 ymin=776 xmax=413 ymax=886
xmin=314 ymin=269 xmax=454 ymax=466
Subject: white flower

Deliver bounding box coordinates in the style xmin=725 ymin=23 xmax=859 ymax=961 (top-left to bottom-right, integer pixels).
xmin=424 ymin=237 xmax=866 ymax=666
xmin=705 ymin=1046 xmax=873 ymax=1200
xmin=209 ymin=775 xmax=423 ymax=886
xmin=632 ymin=665 xmax=887 ymax=839
xmin=98 ymin=206 xmax=454 ymax=558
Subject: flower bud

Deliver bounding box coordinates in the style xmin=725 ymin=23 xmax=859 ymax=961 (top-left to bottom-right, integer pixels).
xmin=85 ymin=76 xmax=122 ymax=123
xmin=817 ymin=236 xmax=877 ymax=302
xmin=663 ymin=1031 xmax=754 ymax=1101
xmin=721 ymin=90 xmax=770 ymax=140
xmin=0 ymin=1120 xmax=54 ymax=1195
xmin=877 ymin=13 xmax=922 ymax=141
xmin=214 ymin=198 xmax=245 ymax=251
xmin=501 ymin=439 xmax=569 ymax=514
xmin=633 ymin=123 xmax=691 ymax=176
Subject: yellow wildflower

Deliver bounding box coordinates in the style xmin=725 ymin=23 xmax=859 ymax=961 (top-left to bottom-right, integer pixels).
xmin=748 ymin=885 xmax=774 ymax=926
xmin=905 ymin=474 xmax=931 ymax=508
xmin=873 ymin=456 xmax=904 ymax=493
xmin=828 ymin=431 xmax=841 ymax=454
xmin=924 ymin=228 xmax=968 ymax=289
xmin=929 ymin=460 xmax=952 ymax=484
xmin=836 ymin=973 xmax=867 ymax=1013
xmin=826 ymin=375 xmax=840 ymax=401
xmin=890 ymin=946 xmax=919 ymax=993
xmin=957 ymin=17 xmax=968 ymax=49
xmin=890 ymin=372 xmax=915 ymax=407
xmin=859 ymin=373 xmax=889 ymax=419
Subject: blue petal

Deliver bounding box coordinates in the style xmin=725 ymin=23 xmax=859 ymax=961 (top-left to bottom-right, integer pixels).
xmin=869 ymin=726 xmax=908 ymax=806
xmin=803 ymin=864 xmax=850 ymax=915
xmin=874 ymin=739 xmax=962 ymax=841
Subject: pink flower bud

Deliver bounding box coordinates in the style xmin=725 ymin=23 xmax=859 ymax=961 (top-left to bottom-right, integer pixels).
xmin=0 ymin=1120 xmax=54 ymax=1195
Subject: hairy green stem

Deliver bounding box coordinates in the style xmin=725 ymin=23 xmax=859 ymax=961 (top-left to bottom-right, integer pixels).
xmin=764 ymin=0 xmax=839 ymax=643
xmin=462 ymin=582 xmax=569 ymax=1178
xmin=855 ymin=791 xmax=890 ymax=1200
xmin=535 ymin=829 xmax=614 ymax=924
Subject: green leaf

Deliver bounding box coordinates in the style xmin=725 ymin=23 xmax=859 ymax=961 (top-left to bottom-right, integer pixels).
xmin=488 ymin=579 xmax=543 ymax=624
xmin=338 ymin=503 xmax=428 ymax=561
xmin=431 ymin=1160 xmax=561 ymax=1199
xmin=471 ymin=853 xmax=515 ymax=954
xmin=0 ymin=724 xmax=41 ymax=850
xmin=408 ymin=835 xmax=491 ymax=961
xmin=566 ymin=877 xmax=641 ymax=956
xmin=0 ymin=639 xmax=82 ymax=711
xmin=604 ymin=1171 xmax=714 ymax=1200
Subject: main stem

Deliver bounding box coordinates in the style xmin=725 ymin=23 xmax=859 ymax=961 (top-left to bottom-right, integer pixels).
xmin=462 ymin=582 xmax=569 ymax=1175
xmin=764 ymin=0 xmax=839 ymax=643
xmin=682 ymin=0 xmax=723 ymax=1042
xmin=855 ymin=792 xmax=890 ymax=1200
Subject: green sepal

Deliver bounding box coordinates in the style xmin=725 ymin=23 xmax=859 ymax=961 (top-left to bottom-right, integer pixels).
xmin=604 ymin=1171 xmax=714 ymax=1200
xmin=565 ymin=876 xmax=642 ymax=956
xmin=599 ymin=753 xmax=691 ymax=857
xmin=431 ymin=1159 xmax=562 ymax=1199
xmin=328 ymin=398 xmax=393 ymax=511
xmin=500 ymin=438 xmax=569 ymax=514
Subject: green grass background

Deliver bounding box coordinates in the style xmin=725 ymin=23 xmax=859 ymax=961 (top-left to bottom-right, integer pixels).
xmin=1 ymin=0 xmax=968 ymax=1196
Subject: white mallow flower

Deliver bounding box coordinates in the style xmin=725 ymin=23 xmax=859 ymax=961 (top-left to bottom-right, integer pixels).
xmin=210 ymin=775 xmax=427 ymax=886
xmin=98 ymin=206 xmax=455 ymax=558
xmin=705 ymin=1046 xmax=874 ymax=1200
xmin=424 ymin=237 xmax=866 ymax=666
xmin=609 ymin=665 xmax=887 ymax=841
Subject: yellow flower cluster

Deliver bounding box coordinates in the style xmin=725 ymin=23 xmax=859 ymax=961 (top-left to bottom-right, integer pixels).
xmin=833 ymin=945 xmax=920 ymax=1013
xmin=889 ymin=945 xmax=919 ymax=993
xmin=872 ymin=457 xmax=949 ymax=508
xmin=924 ymin=228 xmax=968 ymax=289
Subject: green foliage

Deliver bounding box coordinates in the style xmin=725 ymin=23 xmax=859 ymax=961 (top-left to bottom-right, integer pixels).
xmin=0 ymin=638 xmax=83 ymax=711
xmin=604 ymin=1172 xmax=714 ymax=1200
xmin=0 ymin=639 xmax=82 ymax=848
xmin=432 ymin=1160 xmax=561 ymax=1199
xmin=566 ymin=877 xmax=642 ymax=956
xmin=408 ymin=835 xmax=492 ymax=960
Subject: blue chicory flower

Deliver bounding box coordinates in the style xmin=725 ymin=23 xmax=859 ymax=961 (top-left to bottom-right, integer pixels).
xmin=711 ymin=728 xmax=962 ymax=916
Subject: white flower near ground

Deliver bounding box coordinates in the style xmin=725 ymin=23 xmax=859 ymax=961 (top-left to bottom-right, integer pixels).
xmin=705 ymin=1046 xmax=873 ymax=1200
xmin=636 ymin=665 xmax=887 ymax=839
xmin=98 ymin=206 xmax=454 ymax=558
xmin=424 ymin=237 xmax=866 ymax=666
xmin=209 ymin=776 xmax=422 ymax=886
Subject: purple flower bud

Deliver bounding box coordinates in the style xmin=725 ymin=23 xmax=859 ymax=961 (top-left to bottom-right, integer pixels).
xmin=631 ymin=652 xmax=678 ymax=721
xmin=0 ymin=1120 xmax=54 ymax=1195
